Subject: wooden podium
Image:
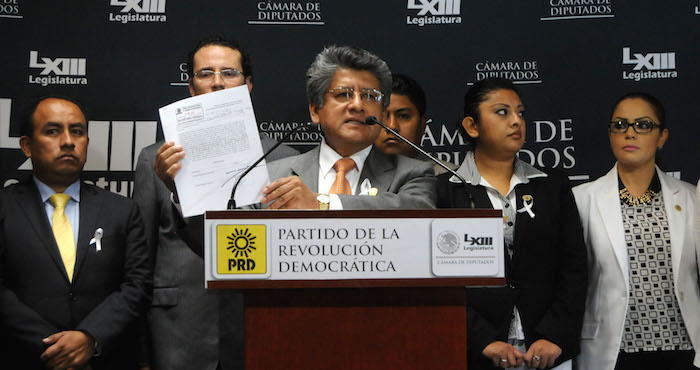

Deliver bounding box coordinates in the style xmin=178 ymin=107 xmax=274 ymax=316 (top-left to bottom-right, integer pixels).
xmin=206 ymin=210 xmax=505 ymax=370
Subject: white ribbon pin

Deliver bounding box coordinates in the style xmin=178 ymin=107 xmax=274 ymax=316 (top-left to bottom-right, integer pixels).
xmin=517 ymin=195 xmax=535 ymax=219
xmin=359 ymin=179 xmax=378 ymax=196
xmin=89 ymin=228 xmax=103 ymax=252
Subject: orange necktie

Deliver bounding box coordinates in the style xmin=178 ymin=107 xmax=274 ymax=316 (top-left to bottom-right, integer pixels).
xmin=329 ymin=158 xmax=356 ymax=195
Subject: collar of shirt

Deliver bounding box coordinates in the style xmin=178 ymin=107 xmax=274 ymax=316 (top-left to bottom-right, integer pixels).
xmin=450 ymin=151 xmax=547 ymax=187
xmin=318 ymin=139 xmax=373 ymax=195
xmin=450 ymin=150 xmax=547 ymax=208
xmin=34 ymin=176 xmax=81 ymax=246
xmin=34 ymin=176 xmax=81 ymax=204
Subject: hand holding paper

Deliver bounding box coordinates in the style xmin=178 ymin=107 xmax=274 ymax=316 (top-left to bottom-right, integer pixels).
xmin=158 ymin=86 xmax=270 ymax=217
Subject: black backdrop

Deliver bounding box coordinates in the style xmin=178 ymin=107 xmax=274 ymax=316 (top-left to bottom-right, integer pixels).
xmin=2 ymin=0 xmax=699 ymax=196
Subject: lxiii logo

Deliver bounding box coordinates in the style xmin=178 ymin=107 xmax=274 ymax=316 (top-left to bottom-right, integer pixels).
xmin=28 ymin=51 xmax=88 ymax=86
xmin=622 ymin=47 xmax=677 ymax=81
xmin=464 ymin=234 xmax=493 ymax=246
xmin=109 ymin=0 xmax=167 ymax=24
xmin=406 ymin=0 xmax=462 ymax=26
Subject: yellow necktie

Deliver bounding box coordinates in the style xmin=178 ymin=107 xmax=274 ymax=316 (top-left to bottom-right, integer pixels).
xmin=330 ymin=158 xmax=356 ymax=195
xmin=49 ymin=193 xmax=76 ymax=282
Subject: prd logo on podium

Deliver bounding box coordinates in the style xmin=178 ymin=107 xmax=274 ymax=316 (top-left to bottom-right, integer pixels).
xmin=216 ymin=225 xmax=267 ymax=274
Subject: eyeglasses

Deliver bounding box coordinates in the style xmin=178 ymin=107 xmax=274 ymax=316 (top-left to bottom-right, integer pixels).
xmin=327 ymin=87 xmax=384 ymax=104
xmin=608 ymin=120 xmax=662 ymax=134
xmin=193 ymin=68 xmax=243 ymax=81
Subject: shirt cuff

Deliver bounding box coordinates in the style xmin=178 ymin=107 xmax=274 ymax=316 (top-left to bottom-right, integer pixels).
xmin=329 ymin=194 xmax=344 ymax=210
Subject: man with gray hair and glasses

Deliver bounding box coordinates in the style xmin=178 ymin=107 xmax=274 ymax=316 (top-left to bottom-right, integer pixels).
xmin=260 ymin=45 xmax=436 ymax=210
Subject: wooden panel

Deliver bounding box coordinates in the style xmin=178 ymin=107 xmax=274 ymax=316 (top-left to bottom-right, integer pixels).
xmin=244 ymin=287 xmax=468 ymax=370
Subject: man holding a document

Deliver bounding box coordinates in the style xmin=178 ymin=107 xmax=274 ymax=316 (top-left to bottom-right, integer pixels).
xmin=260 ymin=45 xmax=436 ymax=210
xmin=133 ymin=36 xmax=296 ymax=370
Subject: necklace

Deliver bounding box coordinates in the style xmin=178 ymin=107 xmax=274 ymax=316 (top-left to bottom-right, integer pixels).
xmin=619 ymin=187 xmax=657 ymax=206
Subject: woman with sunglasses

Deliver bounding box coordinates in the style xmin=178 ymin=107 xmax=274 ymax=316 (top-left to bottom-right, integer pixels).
xmin=574 ymin=92 xmax=699 ymax=370
xmin=437 ymin=78 xmax=587 ymax=369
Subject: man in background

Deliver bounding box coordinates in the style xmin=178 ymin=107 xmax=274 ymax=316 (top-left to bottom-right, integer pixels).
xmin=133 ymin=35 xmax=297 ymax=370
xmin=373 ymin=73 xmax=457 ymax=175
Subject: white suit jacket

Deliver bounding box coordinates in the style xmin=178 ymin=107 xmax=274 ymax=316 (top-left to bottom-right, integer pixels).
xmin=573 ymin=165 xmax=699 ymax=370
xmin=696 ymin=179 xmax=700 ymax=257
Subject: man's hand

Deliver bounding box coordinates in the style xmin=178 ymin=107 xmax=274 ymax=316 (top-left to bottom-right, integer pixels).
xmin=40 ymin=331 xmax=95 ymax=370
xmin=482 ymin=341 xmax=524 ymax=368
xmin=154 ymin=141 xmax=184 ymax=196
xmin=261 ymin=176 xmax=319 ymax=209
xmin=524 ymin=339 xmax=562 ymax=369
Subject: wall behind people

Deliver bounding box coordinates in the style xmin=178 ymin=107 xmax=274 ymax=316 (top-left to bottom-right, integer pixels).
xmin=1 ymin=0 xmax=698 ymax=193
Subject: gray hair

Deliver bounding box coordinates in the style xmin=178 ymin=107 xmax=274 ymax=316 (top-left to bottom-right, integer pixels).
xmin=306 ymin=45 xmax=392 ymax=110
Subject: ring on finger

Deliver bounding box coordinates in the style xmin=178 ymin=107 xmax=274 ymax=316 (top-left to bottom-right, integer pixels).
xmin=533 ymin=355 xmax=541 ymax=362
xmin=500 ymin=358 xmax=508 ymax=363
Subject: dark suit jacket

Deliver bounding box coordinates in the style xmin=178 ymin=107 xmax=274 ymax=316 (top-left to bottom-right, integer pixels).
xmin=437 ymin=168 xmax=587 ymax=370
xmin=0 ymin=179 xmax=152 ymax=369
xmin=133 ymin=136 xmax=297 ymax=370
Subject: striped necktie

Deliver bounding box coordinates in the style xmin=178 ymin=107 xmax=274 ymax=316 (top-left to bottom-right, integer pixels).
xmin=329 ymin=158 xmax=356 ymax=195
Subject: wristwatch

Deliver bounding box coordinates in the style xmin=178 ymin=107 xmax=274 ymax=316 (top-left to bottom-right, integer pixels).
xmin=316 ymin=194 xmax=330 ymax=210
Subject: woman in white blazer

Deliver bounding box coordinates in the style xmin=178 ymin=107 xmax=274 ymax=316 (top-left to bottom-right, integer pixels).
xmin=573 ymin=92 xmax=699 ymax=370
xmin=696 ymin=179 xmax=699 ymax=250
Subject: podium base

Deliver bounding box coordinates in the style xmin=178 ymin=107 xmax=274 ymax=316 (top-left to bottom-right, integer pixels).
xmin=244 ymin=287 xmax=467 ymax=370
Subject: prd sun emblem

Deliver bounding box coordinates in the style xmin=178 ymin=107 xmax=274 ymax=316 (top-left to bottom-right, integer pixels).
xmin=227 ymin=228 xmax=257 ymax=258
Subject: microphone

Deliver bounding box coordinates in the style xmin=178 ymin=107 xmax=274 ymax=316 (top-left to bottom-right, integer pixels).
xmin=227 ymin=122 xmax=310 ymax=209
xmin=364 ymin=116 xmax=475 ymax=208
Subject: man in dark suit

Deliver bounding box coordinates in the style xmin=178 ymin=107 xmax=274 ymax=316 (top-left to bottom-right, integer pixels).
xmin=0 ymin=95 xmax=152 ymax=369
xmin=133 ymin=35 xmax=297 ymax=370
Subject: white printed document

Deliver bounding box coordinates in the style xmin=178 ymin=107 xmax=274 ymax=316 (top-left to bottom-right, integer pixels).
xmin=159 ymin=86 xmax=268 ymax=217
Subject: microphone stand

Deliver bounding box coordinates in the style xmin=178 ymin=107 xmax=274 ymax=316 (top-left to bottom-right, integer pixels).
xmin=365 ymin=116 xmax=475 ymax=208
xmin=227 ymin=123 xmax=310 ymax=209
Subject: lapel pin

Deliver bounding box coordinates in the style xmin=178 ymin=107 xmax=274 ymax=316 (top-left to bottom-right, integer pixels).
xmin=359 ymin=179 xmax=376 ymax=195
xmin=517 ymin=195 xmax=535 ymax=219
xmin=89 ymin=228 xmax=103 ymax=252
xmin=674 ymin=205 xmax=681 ymax=212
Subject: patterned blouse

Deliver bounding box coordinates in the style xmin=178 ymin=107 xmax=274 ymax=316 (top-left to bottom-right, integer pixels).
xmin=620 ymin=175 xmax=692 ymax=352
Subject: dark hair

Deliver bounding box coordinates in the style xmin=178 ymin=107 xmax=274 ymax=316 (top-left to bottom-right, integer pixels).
xmin=306 ymin=45 xmax=392 ymax=110
xmin=611 ymin=92 xmax=666 ymax=129
xmin=20 ymin=94 xmax=87 ymax=138
xmin=459 ymin=78 xmax=519 ymax=146
xmin=186 ymin=35 xmax=253 ymax=83
xmin=391 ymin=73 xmax=426 ymax=117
